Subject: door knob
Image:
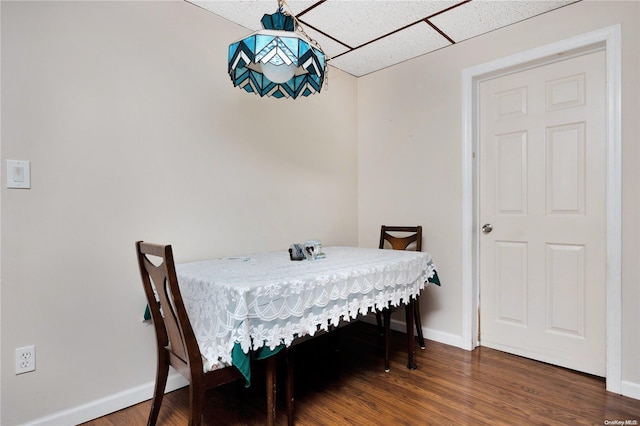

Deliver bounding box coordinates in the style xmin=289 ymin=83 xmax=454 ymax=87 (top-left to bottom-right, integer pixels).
xmin=482 ymin=223 xmax=493 ymax=234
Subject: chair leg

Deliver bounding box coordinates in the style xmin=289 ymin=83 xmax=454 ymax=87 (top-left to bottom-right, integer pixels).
xmin=188 ymin=377 xmax=205 ymax=426
xmin=148 ymin=352 xmax=170 ymax=426
xmin=414 ymin=295 xmax=426 ymax=349
xmin=383 ymin=308 xmax=391 ymax=372
xmin=405 ymin=298 xmax=417 ymax=370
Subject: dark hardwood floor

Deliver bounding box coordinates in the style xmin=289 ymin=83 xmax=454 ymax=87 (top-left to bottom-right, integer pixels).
xmin=84 ymin=321 xmax=639 ymax=425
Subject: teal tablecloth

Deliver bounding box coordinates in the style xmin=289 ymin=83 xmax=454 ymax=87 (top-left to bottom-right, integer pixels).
xmin=430 ymin=270 xmax=441 ymax=286
xmin=232 ymin=342 xmax=282 ymax=387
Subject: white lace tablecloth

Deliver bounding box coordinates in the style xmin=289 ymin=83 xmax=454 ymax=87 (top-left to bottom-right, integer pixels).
xmin=176 ymin=246 xmax=437 ymax=369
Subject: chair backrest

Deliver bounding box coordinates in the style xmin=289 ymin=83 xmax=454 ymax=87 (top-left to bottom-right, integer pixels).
xmin=379 ymin=225 xmax=422 ymax=252
xmin=136 ymin=241 xmax=202 ymax=377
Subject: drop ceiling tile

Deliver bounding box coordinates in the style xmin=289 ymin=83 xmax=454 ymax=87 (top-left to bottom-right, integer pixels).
xmin=301 ymin=25 xmax=352 ymax=59
xmin=190 ymin=0 xmax=317 ymax=33
xmin=300 ymin=0 xmax=459 ymax=48
xmin=187 ymin=0 xmax=583 ymax=77
xmin=429 ymin=0 xmax=578 ymax=43
xmin=329 ymin=21 xmax=451 ymax=77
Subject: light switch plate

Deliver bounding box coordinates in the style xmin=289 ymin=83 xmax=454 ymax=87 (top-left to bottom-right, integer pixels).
xmin=7 ymin=160 xmax=31 ymax=189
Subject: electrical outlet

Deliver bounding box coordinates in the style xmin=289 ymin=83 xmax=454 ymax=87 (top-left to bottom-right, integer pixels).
xmin=15 ymin=345 xmax=36 ymax=374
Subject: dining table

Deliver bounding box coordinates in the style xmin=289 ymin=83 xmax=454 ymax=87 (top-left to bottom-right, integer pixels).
xmin=175 ymin=245 xmax=440 ymax=424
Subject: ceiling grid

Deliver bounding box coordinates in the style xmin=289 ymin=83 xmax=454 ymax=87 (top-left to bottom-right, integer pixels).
xmin=190 ymin=0 xmax=580 ymax=77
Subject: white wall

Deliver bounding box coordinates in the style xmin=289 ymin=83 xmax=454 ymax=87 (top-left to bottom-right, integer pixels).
xmin=0 ymin=1 xmax=358 ymax=424
xmin=358 ymin=0 xmax=639 ymax=394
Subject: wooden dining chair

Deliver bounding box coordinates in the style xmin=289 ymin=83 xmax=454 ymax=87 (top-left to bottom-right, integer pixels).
xmin=376 ymin=226 xmax=426 ymax=371
xmin=136 ymin=241 xmax=283 ymax=426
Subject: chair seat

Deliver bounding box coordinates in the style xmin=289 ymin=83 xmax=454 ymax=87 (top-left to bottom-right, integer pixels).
xmin=203 ymin=357 xmax=230 ymax=372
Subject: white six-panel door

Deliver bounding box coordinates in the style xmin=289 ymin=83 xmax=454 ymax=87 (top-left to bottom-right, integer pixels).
xmin=479 ymin=50 xmax=606 ymax=376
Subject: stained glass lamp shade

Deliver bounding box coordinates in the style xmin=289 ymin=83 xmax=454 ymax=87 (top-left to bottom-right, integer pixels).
xmin=228 ymin=10 xmax=326 ymax=99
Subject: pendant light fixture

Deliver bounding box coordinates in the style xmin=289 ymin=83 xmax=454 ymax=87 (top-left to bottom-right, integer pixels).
xmin=228 ymin=0 xmax=327 ymax=99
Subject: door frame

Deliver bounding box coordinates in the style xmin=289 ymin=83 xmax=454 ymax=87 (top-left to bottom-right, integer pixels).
xmin=461 ymin=25 xmax=621 ymax=393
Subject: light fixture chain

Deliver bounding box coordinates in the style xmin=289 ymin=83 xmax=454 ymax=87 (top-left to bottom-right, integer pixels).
xmin=279 ymin=0 xmax=329 ymax=88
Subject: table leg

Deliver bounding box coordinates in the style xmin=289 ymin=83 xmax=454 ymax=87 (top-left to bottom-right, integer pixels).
xmin=266 ymin=355 xmax=276 ymax=426
xmin=414 ymin=295 xmax=426 ymax=349
xmin=406 ymin=297 xmax=417 ymax=369
xmin=286 ymin=348 xmax=295 ymax=426
xmin=383 ymin=308 xmax=391 ymax=372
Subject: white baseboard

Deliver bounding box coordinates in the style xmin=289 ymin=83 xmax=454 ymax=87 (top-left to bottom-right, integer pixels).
xmin=22 ymin=373 xmax=189 ymax=426
xmin=621 ymin=380 xmax=640 ymax=400
xmin=359 ymin=315 xmax=467 ymax=350
xmin=390 ymin=319 xmax=466 ymax=349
